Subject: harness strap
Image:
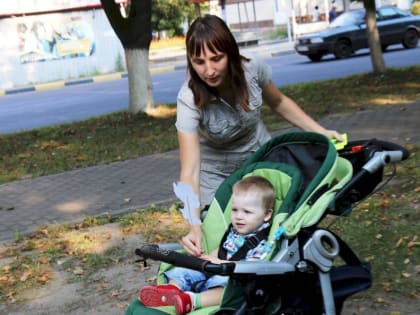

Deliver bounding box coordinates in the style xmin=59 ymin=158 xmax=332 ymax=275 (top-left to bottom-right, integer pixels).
xmin=218 ymin=224 xmax=271 ymax=261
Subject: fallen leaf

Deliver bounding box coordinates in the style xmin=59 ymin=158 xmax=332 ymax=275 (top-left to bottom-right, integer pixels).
xmin=111 ymin=290 xmax=120 ymax=297
xmin=20 ymin=271 xmax=33 ymax=282
xmin=396 ymin=236 xmax=409 ymax=247
xmin=379 ymin=200 xmax=390 ymax=208
xmin=73 ymin=266 xmax=84 ymax=275
xmin=360 ymin=203 xmax=370 ymax=210
xmin=146 ymin=276 xmax=157 ymax=283
xmin=0 ymin=275 xmax=10 ymax=283
xmin=37 ymin=274 xmax=49 ymax=284
xmin=2 ymin=264 xmax=11 ymax=273
xmin=382 ymin=282 xmax=392 ymax=292
xmin=6 ymin=291 xmax=16 ymax=303
xmin=84 ymin=234 xmax=94 ymax=241
xmin=39 ymin=256 xmax=49 ymax=264
xmin=38 ymin=227 xmax=49 ymax=236
xmin=75 ymin=154 xmax=86 ymax=161
xmin=364 ymin=220 xmax=372 ymax=227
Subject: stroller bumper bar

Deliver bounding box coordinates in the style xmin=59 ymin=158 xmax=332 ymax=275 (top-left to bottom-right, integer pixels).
xmin=136 ymin=245 xmax=295 ymax=276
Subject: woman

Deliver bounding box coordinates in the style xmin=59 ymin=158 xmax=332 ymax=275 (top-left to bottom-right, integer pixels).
xmin=176 ymin=14 xmax=342 ymax=256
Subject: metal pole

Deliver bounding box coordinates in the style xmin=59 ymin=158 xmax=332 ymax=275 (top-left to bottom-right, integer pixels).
xmin=237 ymin=1 xmax=242 ymax=31
xmin=252 ymin=0 xmax=259 ymax=34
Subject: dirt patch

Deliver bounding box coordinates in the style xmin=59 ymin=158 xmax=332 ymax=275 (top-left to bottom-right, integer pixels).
xmin=1 ymin=223 xmax=418 ymax=315
xmin=0 ymin=225 xmax=160 ymax=315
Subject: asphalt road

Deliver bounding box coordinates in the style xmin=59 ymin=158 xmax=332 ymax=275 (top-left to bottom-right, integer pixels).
xmin=0 ymin=45 xmax=419 ymax=134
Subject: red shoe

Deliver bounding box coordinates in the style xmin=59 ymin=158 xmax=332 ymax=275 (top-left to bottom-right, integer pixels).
xmin=139 ymin=284 xmax=193 ymax=315
xmin=139 ymin=284 xmax=183 ymax=307
xmin=173 ymin=293 xmax=192 ymax=315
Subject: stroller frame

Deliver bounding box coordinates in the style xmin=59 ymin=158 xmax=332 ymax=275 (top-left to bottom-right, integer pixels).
xmin=130 ymin=132 xmax=408 ymax=315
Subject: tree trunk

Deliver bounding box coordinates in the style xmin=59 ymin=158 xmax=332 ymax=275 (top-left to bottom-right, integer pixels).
xmin=125 ymin=48 xmax=154 ymax=114
xmin=364 ymin=0 xmax=386 ymax=73
xmin=100 ymin=0 xmax=154 ymax=114
xmin=194 ymin=3 xmax=201 ymax=17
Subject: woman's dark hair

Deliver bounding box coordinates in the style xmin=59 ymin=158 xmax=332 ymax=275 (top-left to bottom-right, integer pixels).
xmin=186 ymin=15 xmax=250 ymax=111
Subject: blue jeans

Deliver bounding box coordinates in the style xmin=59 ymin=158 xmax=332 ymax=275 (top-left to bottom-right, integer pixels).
xmin=164 ymin=267 xmax=228 ymax=293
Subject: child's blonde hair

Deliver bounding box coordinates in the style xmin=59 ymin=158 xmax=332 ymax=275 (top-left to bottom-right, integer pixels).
xmin=232 ymin=175 xmax=276 ymax=213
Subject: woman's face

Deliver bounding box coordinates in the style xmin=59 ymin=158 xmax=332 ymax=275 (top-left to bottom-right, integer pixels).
xmin=189 ymin=43 xmax=229 ymax=88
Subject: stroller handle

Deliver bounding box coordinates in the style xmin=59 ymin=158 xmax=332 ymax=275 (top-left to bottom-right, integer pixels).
xmin=363 ymin=150 xmax=405 ymax=173
xmin=136 ymin=245 xmax=236 ymax=275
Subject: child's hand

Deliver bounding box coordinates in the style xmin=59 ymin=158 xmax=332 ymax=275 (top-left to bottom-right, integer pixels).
xmin=200 ymin=255 xmax=227 ymax=264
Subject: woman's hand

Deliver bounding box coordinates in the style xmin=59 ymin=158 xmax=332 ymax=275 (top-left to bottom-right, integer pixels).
xmin=180 ymin=224 xmax=204 ymax=256
xmin=323 ymin=129 xmax=344 ymax=141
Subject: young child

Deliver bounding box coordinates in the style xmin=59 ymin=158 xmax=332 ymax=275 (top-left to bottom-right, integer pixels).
xmin=139 ymin=175 xmax=276 ymax=315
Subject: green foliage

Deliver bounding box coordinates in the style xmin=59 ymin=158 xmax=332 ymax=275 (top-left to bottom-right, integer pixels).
xmin=411 ymin=2 xmax=420 ymax=15
xmin=265 ymin=26 xmax=288 ymax=40
xmin=151 ymin=0 xmax=209 ymax=38
xmin=151 ymin=0 xmax=187 ymax=37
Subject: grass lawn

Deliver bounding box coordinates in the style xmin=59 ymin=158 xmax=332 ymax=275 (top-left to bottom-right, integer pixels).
xmin=0 ymin=64 xmax=419 ymax=309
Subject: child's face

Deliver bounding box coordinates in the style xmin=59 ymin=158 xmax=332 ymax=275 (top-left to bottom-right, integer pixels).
xmin=231 ymin=191 xmax=272 ymax=235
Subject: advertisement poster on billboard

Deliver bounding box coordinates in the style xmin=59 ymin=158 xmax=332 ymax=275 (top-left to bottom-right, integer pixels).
xmin=16 ymin=15 xmax=96 ymax=63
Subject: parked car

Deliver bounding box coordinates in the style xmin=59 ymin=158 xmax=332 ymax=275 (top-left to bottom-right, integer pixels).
xmin=295 ymin=6 xmax=420 ymax=62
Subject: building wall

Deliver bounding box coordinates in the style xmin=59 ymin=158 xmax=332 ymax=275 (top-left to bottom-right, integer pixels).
xmin=0 ymin=9 xmax=124 ymax=89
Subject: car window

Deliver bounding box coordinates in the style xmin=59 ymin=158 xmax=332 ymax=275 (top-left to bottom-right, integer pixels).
xmin=378 ymin=7 xmax=410 ymax=20
xmin=330 ymin=10 xmax=365 ymax=27
xmin=378 ymin=7 xmax=399 ymax=20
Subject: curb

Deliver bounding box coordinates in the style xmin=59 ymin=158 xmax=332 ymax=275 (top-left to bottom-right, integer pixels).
xmin=0 ymin=65 xmax=183 ymax=96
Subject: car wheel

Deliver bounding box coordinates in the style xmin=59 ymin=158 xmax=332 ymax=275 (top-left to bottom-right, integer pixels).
xmin=308 ymin=53 xmax=323 ymax=62
xmin=402 ymin=29 xmax=419 ymax=49
xmin=334 ymin=39 xmax=352 ymax=59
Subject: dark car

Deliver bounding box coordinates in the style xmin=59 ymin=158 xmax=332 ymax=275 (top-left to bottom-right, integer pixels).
xmin=295 ymin=6 xmax=420 ymax=61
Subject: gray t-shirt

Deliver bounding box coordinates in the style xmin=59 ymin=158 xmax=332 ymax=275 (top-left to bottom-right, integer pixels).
xmin=175 ymin=58 xmax=273 ymax=205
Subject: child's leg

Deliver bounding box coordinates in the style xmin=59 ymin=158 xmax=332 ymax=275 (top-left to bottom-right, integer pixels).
xmin=196 ymin=287 xmax=224 ymax=308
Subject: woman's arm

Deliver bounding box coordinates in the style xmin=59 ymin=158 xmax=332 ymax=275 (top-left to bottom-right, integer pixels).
xmin=262 ymin=81 xmax=343 ymax=141
xmin=177 ymin=131 xmax=204 ymax=256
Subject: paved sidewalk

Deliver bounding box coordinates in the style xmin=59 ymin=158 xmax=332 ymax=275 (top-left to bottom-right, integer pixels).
xmin=1 ymin=102 xmax=418 ymax=243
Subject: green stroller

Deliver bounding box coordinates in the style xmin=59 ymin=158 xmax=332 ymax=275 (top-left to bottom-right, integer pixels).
xmin=127 ymin=131 xmax=408 ymax=315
